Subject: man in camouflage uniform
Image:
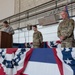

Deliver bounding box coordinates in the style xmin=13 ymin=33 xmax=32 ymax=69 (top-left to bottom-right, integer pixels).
xmin=57 ymin=11 xmax=74 ymax=48
xmin=3 ymin=21 xmax=14 ymax=46
xmin=3 ymin=21 xmax=14 ymax=35
xmin=33 ymin=25 xmax=43 ymax=48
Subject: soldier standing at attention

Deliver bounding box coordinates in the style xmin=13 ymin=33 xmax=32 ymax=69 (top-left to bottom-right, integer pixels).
xmin=57 ymin=11 xmax=74 ymax=48
xmin=33 ymin=25 xmax=43 ymax=48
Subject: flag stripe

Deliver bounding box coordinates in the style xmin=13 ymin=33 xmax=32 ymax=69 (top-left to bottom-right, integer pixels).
xmin=30 ymin=48 xmax=56 ymax=63
xmin=53 ymin=48 xmax=64 ymax=75
xmin=15 ymin=48 xmax=33 ymax=75
xmin=7 ymin=48 xmax=18 ymax=54
xmin=0 ymin=64 xmax=5 ymax=75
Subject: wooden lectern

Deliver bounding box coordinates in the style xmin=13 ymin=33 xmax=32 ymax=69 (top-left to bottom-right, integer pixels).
xmin=0 ymin=31 xmax=13 ymax=48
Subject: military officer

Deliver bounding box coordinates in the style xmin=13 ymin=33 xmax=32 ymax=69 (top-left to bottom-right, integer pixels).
xmin=57 ymin=11 xmax=74 ymax=48
xmin=33 ymin=25 xmax=43 ymax=48
xmin=3 ymin=21 xmax=14 ymax=35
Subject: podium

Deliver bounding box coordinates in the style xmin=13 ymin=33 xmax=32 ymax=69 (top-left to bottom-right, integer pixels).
xmin=0 ymin=31 xmax=13 ymax=48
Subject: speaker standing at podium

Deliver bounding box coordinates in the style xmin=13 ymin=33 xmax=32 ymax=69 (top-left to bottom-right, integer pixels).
xmin=3 ymin=21 xmax=14 ymax=47
xmin=3 ymin=21 xmax=14 ymax=35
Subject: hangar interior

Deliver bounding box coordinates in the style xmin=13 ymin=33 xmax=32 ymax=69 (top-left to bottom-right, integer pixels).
xmin=0 ymin=0 xmax=75 ymax=44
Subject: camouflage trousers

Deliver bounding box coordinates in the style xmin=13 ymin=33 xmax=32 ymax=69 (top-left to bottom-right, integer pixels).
xmin=61 ymin=41 xmax=73 ymax=48
xmin=33 ymin=45 xmax=41 ymax=48
xmin=73 ymin=40 xmax=75 ymax=47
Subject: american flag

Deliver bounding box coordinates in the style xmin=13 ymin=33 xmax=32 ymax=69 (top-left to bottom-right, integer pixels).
xmin=0 ymin=48 xmax=33 ymax=75
xmin=0 ymin=48 xmax=75 ymax=75
xmin=61 ymin=48 xmax=75 ymax=75
xmin=46 ymin=40 xmax=61 ymax=48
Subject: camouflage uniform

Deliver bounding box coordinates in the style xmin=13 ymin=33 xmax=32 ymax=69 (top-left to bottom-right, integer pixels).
xmin=57 ymin=18 xmax=74 ymax=48
xmin=4 ymin=26 xmax=14 ymax=35
xmin=33 ymin=31 xmax=43 ymax=48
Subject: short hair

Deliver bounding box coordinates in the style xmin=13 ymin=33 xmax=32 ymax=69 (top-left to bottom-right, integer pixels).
xmin=33 ymin=25 xmax=37 ymax=28
xmin=3 ymin=21 xmax=8 ymax=24
xmin=60 ymin=10 xmax=67 ymax=14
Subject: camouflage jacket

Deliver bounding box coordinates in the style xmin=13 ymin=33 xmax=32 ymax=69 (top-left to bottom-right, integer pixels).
xmin=4 ymin=26 xmax=14 ymax=35
xmin=57 ymin=18 xmax=74 ymax=42
xmin=33 ymin=31 xmax=43 ymax=46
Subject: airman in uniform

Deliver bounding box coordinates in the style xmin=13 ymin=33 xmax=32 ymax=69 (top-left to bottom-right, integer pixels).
xmin=3 ymin=21 xmax=14 ymax=46
xmin=33 ymin=25 xmax=43 ymax=48
xmin=3 ymin=21 xmax=14 ymax=35
xmin=57 ymin=11 xmax=74 ymax=48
